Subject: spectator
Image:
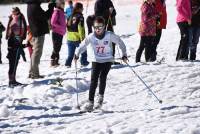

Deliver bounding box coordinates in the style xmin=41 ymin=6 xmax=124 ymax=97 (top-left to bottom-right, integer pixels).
xmin=188 ymin=0 xmax=200 ymax=60
xmin=65 ymin=2 xmax=89 ymax=67
xmin=136 ymin=0 xmax=158 ymax=62
xmin=176 ymin=0 xmax=191 ymax=61
xmin=152 ymin=0 xmax=167 ymax=61
xmin=65 ymin=0 xmax=73 ymax=20
xmin=26 ymin=0 xmax=55 ymax=79
xmin=6 ymin=7 xmax=27 ymax=87
xmin=50 ymin=0 xmax=66 ymax=67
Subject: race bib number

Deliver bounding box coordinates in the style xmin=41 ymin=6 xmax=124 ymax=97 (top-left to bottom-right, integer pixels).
xmin=94 ymin=40 xmax=112 ymax=57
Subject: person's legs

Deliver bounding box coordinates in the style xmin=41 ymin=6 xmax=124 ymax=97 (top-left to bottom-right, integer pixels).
xmin=0 ymin=40 xmax=2 ymax=63
xmin=29 ymin=36 xmax=45 ymax=77
xmin=80 ymin=51 xmax=89 ymax=66
xmin=190 ymin=27 xmax=200 ymax=60
xmin=152 ymin=29 xmax=162 ymax=61
xmin=176 ymin=22 xmax=189 ymax=60
xmin=89 ymin=62 xmax=101 ymax=102
xmin=136 ymin=36 xmax=145 ymax=62
xmin=7 ymin=48 xmax=20 ymax=85
xmin=99 ymin=62 xmax=112 ymax=96
xmin=145 ymin=37 xmax=152 ymax=62
xmin=51 ymin=32 xmax=63 ymax=65
xmin=65 ymin=41 xmax=77 ymax=67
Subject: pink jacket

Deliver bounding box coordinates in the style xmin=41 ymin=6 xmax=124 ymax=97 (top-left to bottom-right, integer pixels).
xmin=51 ymin=8 xmax=66 ymax=36
xmin=176 ymin=0 xmax=192 ymax=22
xmin=139 ymin=2 xmax=158 ymax=36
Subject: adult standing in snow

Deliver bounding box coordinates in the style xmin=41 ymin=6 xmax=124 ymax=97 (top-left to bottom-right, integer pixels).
xmin=176 ymin=0 xmax=191 ymax=61
xmin=188 ymin=0 xmax=200 ymax=60
xmin=0 ymin=21 xmax=5 ymax=64
xmin=74 ymin=17 xmax=128 ymax=112
xmin=65 ymin=2 xmax=89 ymax=67
xmin=27 ymin=0 xmax=55 ymax=79
xmin=152 ymin=0 xmax=167 ymax=61
xmin=94 ymin=0 xmax=119 ymax=64
xmin=136 ymin=0 xmax=158 ymax=62
xmin=50 ymin=0 xmax=66 ymax=67
xmin=6 ymin=7 xmax=27 ymax=87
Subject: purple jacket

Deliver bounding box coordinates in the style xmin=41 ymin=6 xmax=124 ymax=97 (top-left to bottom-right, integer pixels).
xmin=176 ymin=0 xmax=192 ymax=22
xmin=51 ymin=8 xmax=66 ymax=36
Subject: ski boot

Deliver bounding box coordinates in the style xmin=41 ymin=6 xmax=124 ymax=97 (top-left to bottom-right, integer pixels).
xmin=83 ymin=101 xmax=94 ymax=112
xmin=94 ymin=94 xmax=104 ymax=109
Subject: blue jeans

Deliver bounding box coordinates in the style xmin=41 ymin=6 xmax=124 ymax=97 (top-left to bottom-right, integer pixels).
xmin=65 ymin=41 xmax=89 ymax=66
xmin=188 ymin=26 xmax=200 ymax=60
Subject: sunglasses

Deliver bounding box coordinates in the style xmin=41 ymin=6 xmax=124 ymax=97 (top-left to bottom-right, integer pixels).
xmin=93 ymin=25 xmax=104 ymax=30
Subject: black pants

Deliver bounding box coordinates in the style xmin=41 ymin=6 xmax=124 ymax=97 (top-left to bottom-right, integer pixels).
xmin=89 ymin=62 xmax=112 ymax=102
xmin=176 ymin=22 xmax=190 ymax=60
xmin=7 ymin=48 xmax=20 ymax=82
xmin=136 ymin=36 xmax=155 ymax=62
xmin=51 ymin=32 xmax=63 ymax=60
xmin=0 ymin=38 xmax=2 ymax=61
xmin=86 ymin=15 xmax=95 ymax=34
xmin=152 ymin=29 xmax=162 ymax=61
xmin=7 ymin=37 xmax=21 ymax=82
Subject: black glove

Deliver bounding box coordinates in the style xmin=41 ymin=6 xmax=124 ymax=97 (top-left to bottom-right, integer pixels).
xmin=122 ymin=56 xmax=128 ymax=60
xmin=74 ymin=55 xmax=79 ymax=60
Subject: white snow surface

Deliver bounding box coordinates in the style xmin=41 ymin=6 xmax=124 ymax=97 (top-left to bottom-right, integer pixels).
xmin=1 ymin=0 xmax=200 ymax=134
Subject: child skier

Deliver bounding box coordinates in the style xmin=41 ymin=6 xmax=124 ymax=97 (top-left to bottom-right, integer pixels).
xmin=0 ymin=21 xmax=5 ymax=64
xmin=50 ymin=0 xmax=66 ymax=66
xmin=6 ymin=7 xmax=27 ymax=87
xmin=74 ymin=16 xmax=128 ymax=111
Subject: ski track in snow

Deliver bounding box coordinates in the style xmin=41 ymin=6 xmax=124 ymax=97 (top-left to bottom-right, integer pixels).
xmin=1 ymin=0 xmax=200 ymax=134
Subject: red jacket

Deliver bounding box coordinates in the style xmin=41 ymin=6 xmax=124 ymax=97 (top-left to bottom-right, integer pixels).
xmin=155 ymin=0 xmax=167 ymax=29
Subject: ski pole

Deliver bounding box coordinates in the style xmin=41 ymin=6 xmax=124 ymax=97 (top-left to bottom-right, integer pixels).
xmin=125 ymin=62 xmax=162 ymax=104
xmin=74 ymin=61 xmax=81 ymax=109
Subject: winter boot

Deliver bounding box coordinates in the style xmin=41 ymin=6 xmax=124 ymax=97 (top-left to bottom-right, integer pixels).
xmin=95 ymin=94 xmax=104 ymax=109
xmin=9 ymin=81 xmax=22 ymax=87
xmin=83 ymin=101 xmax=94 ymax=112
xmin=50 ymin=59 xmax=55 ymax=67
xmin=0 ymin=60 xmax=2 ymax=64
xmin=190 ymin=53 xmax=196 ymax=61
xmin=54 ymin=59 xmax=60 ymax=66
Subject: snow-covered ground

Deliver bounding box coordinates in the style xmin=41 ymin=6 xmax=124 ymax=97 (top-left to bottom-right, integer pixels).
xmin=1 ymin=1 xmax=200 ymax=134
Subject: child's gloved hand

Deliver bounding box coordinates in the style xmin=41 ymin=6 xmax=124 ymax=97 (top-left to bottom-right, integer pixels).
xmin=122 ymin=56 xmax=128 ymax=63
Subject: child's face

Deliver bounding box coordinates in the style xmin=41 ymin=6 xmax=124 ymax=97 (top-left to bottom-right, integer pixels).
xmin=93 ymin=22 xmax=105 ymax=35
